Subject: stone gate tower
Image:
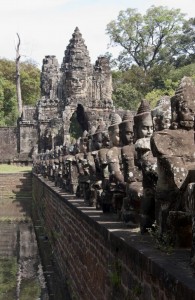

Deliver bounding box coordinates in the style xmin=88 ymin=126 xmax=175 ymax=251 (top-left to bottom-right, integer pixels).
xmin=36 ymin=27 xmax=114 ymax=151
xmin=16 ymin=27 xmax=115 ymax=156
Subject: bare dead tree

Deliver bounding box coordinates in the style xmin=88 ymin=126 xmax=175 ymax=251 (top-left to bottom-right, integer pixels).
xmin=16 ymin=33 xmax=23 ymax=117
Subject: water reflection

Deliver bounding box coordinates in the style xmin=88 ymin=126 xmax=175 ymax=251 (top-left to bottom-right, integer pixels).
xmin=0 ymin=221 xmax=49 ymax=300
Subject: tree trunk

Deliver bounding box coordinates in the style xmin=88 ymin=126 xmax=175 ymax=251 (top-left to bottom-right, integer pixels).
xmin=16 ymin=33 xmax=23 ymax=117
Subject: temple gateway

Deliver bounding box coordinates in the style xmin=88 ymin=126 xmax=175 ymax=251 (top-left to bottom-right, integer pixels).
xmin=0 ymin=27 xmax=117 ymax=162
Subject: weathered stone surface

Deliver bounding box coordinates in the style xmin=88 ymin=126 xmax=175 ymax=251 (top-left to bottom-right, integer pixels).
xmin=134 ymin=100 xmax=157 ymax=233
xmin=152 ymin=96 xmax=171 ymax=131
xmin=40 ymin=55 xmax=61 ymax=99
xmin=1 ymin=27 xmax=114 ymax=159
xmin=151 ymin=77 xmax=195 ymax=248
xmin=33 ymin=75 xmax=195 ymax=267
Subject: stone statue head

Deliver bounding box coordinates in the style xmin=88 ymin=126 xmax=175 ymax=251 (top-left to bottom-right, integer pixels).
xmin=92 ymin=132 xmax=103 ymax=150
xmin=101 ymin=131 xmax=110 ymax=148
xmin=152 ymin=96 xmax=171 ymax=131
xmin=108 ymin=113 xmax=122 ymax=147
xmin=79 ymin=130 xmax=88 ymax=153
xmin=86 ymin=127 xmax=96 ymax=152
xmin=134 ymin=100 xmax=153 ymax=140
xmin=171 ymin=77 xmax=195 ymax=130
xmin=119 ymin=111 xmax=134 ymax=146
xmin=91 ymin=121 xmax=106 ymax=150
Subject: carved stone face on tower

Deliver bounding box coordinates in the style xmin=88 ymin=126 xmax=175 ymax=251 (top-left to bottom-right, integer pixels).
xmin=65 ymin=72 xmax=88 ymax=97
xmin=40 ymin=55 xmax=60 ymax=98
xmin=71 ymin=77 xmax=84 ymax=94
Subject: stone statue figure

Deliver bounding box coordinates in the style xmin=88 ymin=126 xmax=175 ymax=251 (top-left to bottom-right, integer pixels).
xmin=64 ymin=153 xmax=79 ymax=194
xmin=78 ymin=121 xmax=109 ymax=207
xmin=74 ymin=131 xmax=89 ymax=198
xmin=119 ymin=111 xmax=143 ymax=225
xmin=134 ymin=100 xmax=158 ymax=233
xmin=102 ymin=113 xmax=124 ymax=213
xmin=93 ymin=123 xmax=110 ymax=209
xmin=151 ymin=77 xmax=195 ymax=247
xmin=152 ymin=96 xmax=171 ymax=131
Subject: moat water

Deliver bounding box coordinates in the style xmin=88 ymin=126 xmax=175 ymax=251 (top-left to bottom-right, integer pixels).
xmin=0 ymin=171 xmax=71 ymax=300
xmin=0 ymin=221 xmax=49 ymax=300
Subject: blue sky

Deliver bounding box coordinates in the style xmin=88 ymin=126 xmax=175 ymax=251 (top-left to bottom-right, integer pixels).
xmin=0 ymin=0 xmax=195 ymax=69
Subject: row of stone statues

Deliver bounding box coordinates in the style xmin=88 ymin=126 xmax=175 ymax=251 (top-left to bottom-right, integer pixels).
xmin=33 ymin=77 xmax=195 ymax=263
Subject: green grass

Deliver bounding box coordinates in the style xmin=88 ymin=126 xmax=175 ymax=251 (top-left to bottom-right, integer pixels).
xmin=0 ymin=257 xmax=17 ymax=299
xmin=0 ymin=164 xmax=32 ymax=173
xmin=20 ymin=278 xmax=41 ymax=300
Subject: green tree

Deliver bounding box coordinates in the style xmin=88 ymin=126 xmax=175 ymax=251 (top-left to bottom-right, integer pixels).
xmin=108 ymin=6 xmax=195 ymax=110
xmin=111 ymin=63 xmax=175 ymax=109
xmin=0 ymin=59 xmax=40 ymax=126
xmin=20 ymin=61 xmax=40 ymax=105
xmin=113 ymin=82 xmax=142 ymax=110
xmin=167 ymin=63 xmax=195 ymax=85
xmin=0 ymin=76 xmax=18 ymax=126
xmin=173 ymin=18 xmax=195 ymax=67
xmin=106 ymin=6 xmax=186 ymax=72
xmin=145 ymin=64 xmax=195 ymax=108
xmin=0 ymin=78 xmax=5 ymax=125
xmin=112 ymin=70 xmax=143 ymax=110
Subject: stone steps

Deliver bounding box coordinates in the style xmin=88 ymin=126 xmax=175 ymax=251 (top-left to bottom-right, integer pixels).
xmin=0 ymin=172 xmax=32 ymax=219
xmin=0 ymin=173 xmax=32 ymax=198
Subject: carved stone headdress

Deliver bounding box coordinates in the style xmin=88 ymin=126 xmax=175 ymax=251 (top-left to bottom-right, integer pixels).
xmin=110 ymin=113 xmax=122 ymax=125
xmin=134 ymin=100 xmax=151 ymax=126
xmin=119 ymin=110 xmax=134 ymax=131
xmin=108 ymin=113 xmax=122 ymax=132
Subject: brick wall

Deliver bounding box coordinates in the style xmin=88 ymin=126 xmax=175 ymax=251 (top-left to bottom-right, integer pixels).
xmin=0 ymin=127 xmax=18 ymax=161
xmin=32 ymin=174 xmax=195 ymax=300
xmin=19 ymin=124 xmax=37 ymax=154
xmin=0 ymin=124 xmax=37 ymax=162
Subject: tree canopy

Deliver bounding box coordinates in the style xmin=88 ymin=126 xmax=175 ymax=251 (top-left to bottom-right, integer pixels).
xmin=106 ymin=6 xmax=194 ymax=72
xmin=106 ymin=5 xmax=195 ymax=110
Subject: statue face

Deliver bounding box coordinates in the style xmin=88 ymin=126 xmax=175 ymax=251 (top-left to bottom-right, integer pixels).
xmin=160 ymin=116 xmax=171 ymax=130
xmin=92 ymin=132 xmax=102 ymax=150
xmin=102 ymin=132 xmax=110 ymax=148
xmin=98 ymin=149 xmax=108 ymax=165
xmin=80 ymin=137 xmax=88 ymax=153
xmin=108 ymin=125 xmax=120 ymax=147
xmin=125 ymin=130 xmax=134 ymax=144
xmin=178 ymin=100 xmax=194 ymax=129
xmin=120 ymin=122 xmax=134 ymax=145
xmin=66 ymin=72 xmax=87 ymax=96
xmin=137 ymin=115 xmax=153 ymax=139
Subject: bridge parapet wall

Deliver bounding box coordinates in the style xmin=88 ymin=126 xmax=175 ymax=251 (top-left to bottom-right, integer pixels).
xmin=32 ymin=174 xmax=195 ymax=300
